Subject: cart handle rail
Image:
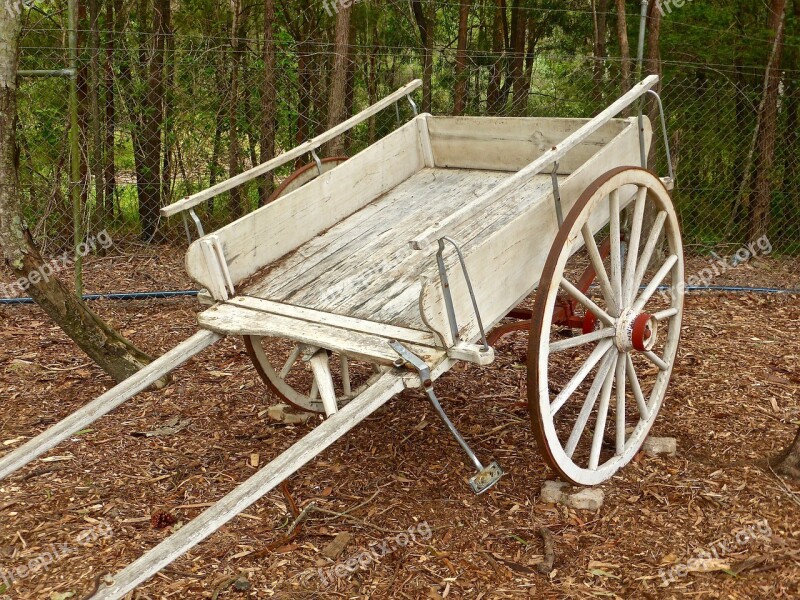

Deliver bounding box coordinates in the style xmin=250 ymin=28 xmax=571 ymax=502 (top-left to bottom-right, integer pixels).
xmin=161 ymin=79 xmax=423 ymax=218
xmin=409 ymin=75 xmax=660 ymax=250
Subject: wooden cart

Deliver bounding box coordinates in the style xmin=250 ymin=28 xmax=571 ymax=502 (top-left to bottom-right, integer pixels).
xmin=0 ymin=76 xmax=684 ymax=598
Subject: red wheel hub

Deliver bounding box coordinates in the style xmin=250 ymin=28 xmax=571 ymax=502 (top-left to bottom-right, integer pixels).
xmin=631 ymin=313 xmax=654 ymax=352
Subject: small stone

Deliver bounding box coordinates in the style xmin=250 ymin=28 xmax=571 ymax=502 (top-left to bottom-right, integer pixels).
xmin=566 ymin=488 xmax=604 ymax=511
xmin=540 ymin=480 xmax=569 ymax=504
xmin=233 ymin=577 xmax=251 ymax=591
xmin=267 ymin=403 xmax=314 ymax=424
xmin=643 ymin=436 xmax=677 ymax=457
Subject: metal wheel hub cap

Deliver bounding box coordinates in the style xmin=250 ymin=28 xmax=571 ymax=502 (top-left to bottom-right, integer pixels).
xmin=615 ymin=308 xmax=657 ymax=352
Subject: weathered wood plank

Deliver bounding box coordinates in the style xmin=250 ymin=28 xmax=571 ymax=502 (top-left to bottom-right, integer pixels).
xmin=410 ymin=76 xmax=659 ymax=250
xmin=185 ymin=117 xmax=425 ymax=293
xmin=420 ymin=119 xmax=651 ymax=344
xmin=197 ymin=303 xmax=444 ymax=365
xmin=230 ymin=297 xmax=438 ymax=347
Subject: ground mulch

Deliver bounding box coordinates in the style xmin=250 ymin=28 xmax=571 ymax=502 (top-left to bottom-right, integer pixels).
xmin=0 ymin=247 xmax=798 ymax=599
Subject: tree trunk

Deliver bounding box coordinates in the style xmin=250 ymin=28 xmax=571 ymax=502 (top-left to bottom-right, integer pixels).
xmin=325 ymin=0 xmax=353 ymax=156
xmin=774 ymin=427 xmax=800 ymax=480
xmin=592 ymin=0 xmax=608 ymax=102
xmin=411 ymin=0 xmax=433 ymax=113
xmin=645 ymin=1 xmax=663 ymax=166
xmin=259 ymin=0 xmax=277 ymax=205
xmin=89 ymin=0 xmax=105 ymax=231
xmin=453 ymin=0 xmax=470 ymax=115
xmin=0 ymin=6 xmax=155 ymax=384
xmin=615 ymin=0 xmax=631 ymax=96
xmin=132 ymin=0 xmax=168 ymax=243
xmin=510 ymin=0 xmax=527 ymax=115
xmin=487 ymin=0 xmax=505 ymax=114
xmin=227 ymin=0 xmax=247 ymax=220
xmin=103 ymin=0 xmax=118 ymax=222
xmin=747 ymin=0 xmax=787 ymax=242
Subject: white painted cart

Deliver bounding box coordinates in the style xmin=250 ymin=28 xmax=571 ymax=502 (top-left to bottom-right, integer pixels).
xmin=0 ymin=77 xmax=684 ymax=598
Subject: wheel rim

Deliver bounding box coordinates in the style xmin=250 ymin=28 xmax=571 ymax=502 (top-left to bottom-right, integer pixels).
xmin=244 ymin=336 xmax=383 ymax=413
xmin=529 ymin=167 xmax=684 ymax=486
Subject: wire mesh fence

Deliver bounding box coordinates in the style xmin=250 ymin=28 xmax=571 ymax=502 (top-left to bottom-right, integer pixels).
xmin=15 ymin=30 xmax=800 ymax=277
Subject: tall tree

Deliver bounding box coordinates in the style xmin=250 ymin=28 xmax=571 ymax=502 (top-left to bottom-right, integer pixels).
xmin=510 ymin=0 xmax=528 ymax=114
xmin=411 ymin=0 xmax=434 ymax=113
xmin=747 ymin=0 xmax=788 ymax=241
xmin=615 ymin=0 xmax=631 ymax=95
xmin=453 ymin=0 xmax=471 ymax=115
xmin=0 ymin=5 xmax=155 ymax=383
xmin=592 ymin=0 xmax=609 ymax=101
xmin=259 ymin=0 xmax=277 ymax=205
xmin=326 ymin=0 xmax=354 ymax=155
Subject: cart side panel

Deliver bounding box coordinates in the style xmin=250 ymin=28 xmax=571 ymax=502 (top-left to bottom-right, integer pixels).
xmin=426 ymin=117 xmax=630 ymax=173
xmin=420 ymin=118 xmax=652 ymax=346
xmin=185 ymin=117 xmax=427 ymax=294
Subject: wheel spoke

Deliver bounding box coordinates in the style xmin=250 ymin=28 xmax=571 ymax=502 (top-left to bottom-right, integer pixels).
xmin=609 ymin=191 xmax=623 ymax=311
xmin=589 ymin=353 xmax=617 ymax=470
xmin=310 ymin=380 xmax=318 ymax=400
xmin=614 ymin=353 xmax=627 ymax=455
xmin=643 ymin=350 xmax=670 ymax=371
xmin=340 ymin=355 xmax=351 ymax=397
xmin=582 ymin=225 xmax=617 ymax=315
xmin=550 ymin=339 xmax=614 ymax=415
xmin=309 ymin=351 xmax=338 ymax=416
xmin=279 ymin=345 xmax=302 ymax=380
xmin=560 ymin=278 xmax=615 ymax=327
xmin=625 ymin=354 xmax=649 ymax=420
xmin=623 ymin=186 xmax=647 ymax=307
xmin=564 ymin=351 xmax=617 ymax=458
xmin=633 ymin=254 xmax=678 ymax=313
xmin=549 ymin=327 xmax=615 ymax=354
xmin=632 ymin=211 xmax=667 ymax=294
xmin=653 ymin=307 xmax=679 ymax=321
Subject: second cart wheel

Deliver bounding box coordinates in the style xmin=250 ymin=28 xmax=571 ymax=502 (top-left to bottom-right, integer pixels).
xmin=529 ymin=167 xmax=684 ymax=486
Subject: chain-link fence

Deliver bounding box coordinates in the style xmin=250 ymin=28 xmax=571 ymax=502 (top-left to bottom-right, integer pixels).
xmin=15 ymin=29 xmax=800 ymax=271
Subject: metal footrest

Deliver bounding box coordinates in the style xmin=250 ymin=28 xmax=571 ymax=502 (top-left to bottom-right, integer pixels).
xmin=469 ymin=462 xmax=504 ymax=495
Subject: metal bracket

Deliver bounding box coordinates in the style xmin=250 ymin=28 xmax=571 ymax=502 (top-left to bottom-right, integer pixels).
xmin=551 ymin=161 xmax=564 ymax=227
xmin=406 ymin=93 xmax=419 ymax=116
xmin=389 ymin=340 xmax=503 ymax=495
xmin=645 ymin=90 xmax=675 ymax=184
xmin=435 ymin=237 xmax=490 ymax=351
xmin=310 ymin=148 xmax=324 ymax=176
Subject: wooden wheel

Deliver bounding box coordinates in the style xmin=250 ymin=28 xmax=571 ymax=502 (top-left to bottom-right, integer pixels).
xmin=264 ymin=156 xmax=349 ymax=204
xmin=244 ymin=337 xmax=383 ymax=413
xmin=529 ymin=167 xmax=684 ymax=486
xmin=247 ymin=156 xmax=356 ymax=413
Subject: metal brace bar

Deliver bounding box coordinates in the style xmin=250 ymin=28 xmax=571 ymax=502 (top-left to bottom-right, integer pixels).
xmin=646 ymin=89 xmax=675 ymax=183
xmin=389 ymin=340 xmax=503 ymax=494
xmin=188 ymin=208 xmax=205 ymax=238
xmin=181 ymin=213 xmax=193 ymax=243
xmin=18 ymin=69 xmax=75 ymax=78
xmin=551 ymin=161 xmax=564 ymax=227
xmin=395 ymin=101 xmax=402 ymax=124
xmin=435 ymin=237 xmax=489 ymax=351
xmin=407 ymin=93 xmax=419 ymax=116
xmin=310 ymin=148 xmax=324 ymax=176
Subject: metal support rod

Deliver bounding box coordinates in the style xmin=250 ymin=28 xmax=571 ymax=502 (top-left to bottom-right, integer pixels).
xmin=407 ymin=93 xmax=419 ymax=116
xmin=68 ymin=0 xmax=83 ymax=296
xmin=646 ymin=90 xmax=675 ymax=182
xmin=551 ymin=161 xmax=564 ymax=227
xmin=389 ymin=341 xmax=483 ymax=471
xmin=435 ymin=237 xmax=490 ymax=351
xmin=310 ymin=148 xmax=324 ymax=176
xmin=636 ymin=0 xmax=650 ymax=168
xmin=17 ymin=69 xmax=75 ymax=78
xmin=188 ymin=208 xmax=205 ymax=238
